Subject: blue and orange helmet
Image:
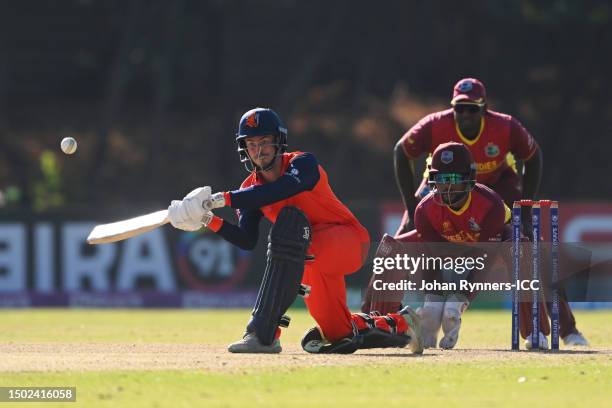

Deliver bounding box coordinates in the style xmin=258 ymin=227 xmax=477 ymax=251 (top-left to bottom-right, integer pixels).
xmin=236 ymin=108 xmax=288 ymax=171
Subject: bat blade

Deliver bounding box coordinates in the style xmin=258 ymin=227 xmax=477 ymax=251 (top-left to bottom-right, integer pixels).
xmin=87 ymin=209 xmax=169 ymax=244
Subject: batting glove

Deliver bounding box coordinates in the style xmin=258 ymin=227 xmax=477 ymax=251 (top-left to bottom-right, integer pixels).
xmin=167 ymin=186 xmax=212 ymax=231
xmin=203 ymin=192 xmax=226 ymax=211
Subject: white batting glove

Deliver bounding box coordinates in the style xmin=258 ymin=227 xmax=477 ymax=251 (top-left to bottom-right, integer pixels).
xmin=168 ymin=207 xmax=214 ymax=232
xmin=167 ymin=200 xmax=201 ymax=231
xmin=203 ymin=192 xmax=226 ymax=211
xmin=167 ymin=186 xmax=212 ymax=231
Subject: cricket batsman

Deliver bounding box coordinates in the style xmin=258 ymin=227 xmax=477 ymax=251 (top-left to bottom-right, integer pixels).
xmin=166 ymin=108 xmax=423 ymax=354
xmin=365 ymin=78 xmax=587 ymax=348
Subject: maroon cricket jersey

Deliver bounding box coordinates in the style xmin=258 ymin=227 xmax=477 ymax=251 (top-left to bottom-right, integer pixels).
xmin=414 ymin=184 xmax=510 ymax=243
xmin=399 ymin=109 xmax=537 ymax=185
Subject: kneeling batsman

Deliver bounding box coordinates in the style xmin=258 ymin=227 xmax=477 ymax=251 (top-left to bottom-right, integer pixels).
xmin=164 ymin=107 xmax=424 ymax=355
xmin=167 ymin=186 xmax=423 ymax=354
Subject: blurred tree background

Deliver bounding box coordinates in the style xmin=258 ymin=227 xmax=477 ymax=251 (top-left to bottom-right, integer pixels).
xmin=0 ymin=0 xmax=610 ymax=211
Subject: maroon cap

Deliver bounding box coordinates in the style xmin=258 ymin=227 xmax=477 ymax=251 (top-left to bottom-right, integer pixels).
xmin=429 ymin=142 xmax=475 ymax=174
xmin=451 ymin=78 xmax=486 ymax=105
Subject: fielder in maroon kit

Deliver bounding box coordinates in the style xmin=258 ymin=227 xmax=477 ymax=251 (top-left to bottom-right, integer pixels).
xmin=375 ymin=78 xmax=587 ymax=348
xmin=365 ymin=142 xmax=551 ymax=349
xmin=396 ymin=77 xmax=539 ymax=230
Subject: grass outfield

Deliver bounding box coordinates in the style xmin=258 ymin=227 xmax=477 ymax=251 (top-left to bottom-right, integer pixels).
xmin=0 ymin=309 xmax=610 ymax=407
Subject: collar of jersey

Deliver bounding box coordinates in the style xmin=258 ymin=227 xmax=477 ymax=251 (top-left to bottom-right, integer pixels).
xmin=446 ymin=192 xmax=472 ymax=216
xmin=455 ymin=117 xmax=484 ymax=145
xmin=254 ymin=153 xmax=289 ymax=184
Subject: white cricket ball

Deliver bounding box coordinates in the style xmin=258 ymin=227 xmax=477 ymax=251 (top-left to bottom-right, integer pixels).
xmin=60 ymin=137 xmax=78 ymax=155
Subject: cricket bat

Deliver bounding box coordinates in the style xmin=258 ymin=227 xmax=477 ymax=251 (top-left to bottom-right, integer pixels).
xmin=87 ymin=209 xmax=169 ymax=244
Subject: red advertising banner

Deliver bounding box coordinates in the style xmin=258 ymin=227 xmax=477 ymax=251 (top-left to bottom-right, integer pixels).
xmin=558 ymin=203 xmax=612 ymax=242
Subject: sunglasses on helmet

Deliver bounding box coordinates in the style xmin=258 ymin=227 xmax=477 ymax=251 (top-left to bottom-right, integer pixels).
xmin=432 ymin=173 xmax=468 ymax=184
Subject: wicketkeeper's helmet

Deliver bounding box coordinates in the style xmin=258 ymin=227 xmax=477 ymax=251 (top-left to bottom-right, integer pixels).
xmin=427 ymin=142 xmax=477 ymax=205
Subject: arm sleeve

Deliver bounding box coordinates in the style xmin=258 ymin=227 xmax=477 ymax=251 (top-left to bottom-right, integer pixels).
xmin=509 ymin=117 xmax=537 ymax=160
xmin=509 ymin=116 xmax=542 ymax=200
xmin=393 ymin=142 xmax=419 ymax=227
xmin=478 ymin=199 xmax=507 ymax=242
xmin=414 ymin=203 xmax=446 ymax=242
xmin=214 ymin=208 xmax=263 ymax=250
xmin=228 ymin=153 xmax=320 ymax=209
xmin=398 ymin=115 xmax=433 ymax=159
xmin=522 ymin=147 xmax=542 ymax=200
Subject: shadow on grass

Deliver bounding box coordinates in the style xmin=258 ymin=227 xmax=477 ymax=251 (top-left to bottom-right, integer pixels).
xmin=463 ymin=348 xmax=603 ymax=355
xmin=353 ymin=353 xmax=434 ymax=358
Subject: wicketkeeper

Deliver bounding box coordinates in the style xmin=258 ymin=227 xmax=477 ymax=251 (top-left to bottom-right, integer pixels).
xmin=364 ymin=142 xmax=552 ymax=349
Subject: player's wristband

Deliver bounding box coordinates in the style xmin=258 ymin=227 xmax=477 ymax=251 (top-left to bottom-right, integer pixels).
xmin=208 ymin=215 xmax=224 ymax=232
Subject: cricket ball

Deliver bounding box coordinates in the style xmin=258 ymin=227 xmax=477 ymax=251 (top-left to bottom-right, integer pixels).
xmin=60 ymin=137 xmax=78 ymax=155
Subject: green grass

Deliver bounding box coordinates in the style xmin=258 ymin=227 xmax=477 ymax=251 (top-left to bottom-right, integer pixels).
xmin=0 ymin=309 xmax=258 ymax=344
xmin=4 ymin=362 xmax=611 ymax=408
xmin=0 ymin=309 xmax=610 ymax=407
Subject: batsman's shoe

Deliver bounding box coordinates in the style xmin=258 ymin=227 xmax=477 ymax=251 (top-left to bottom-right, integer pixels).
xmin=301 ymin=327 xmax=327 ymax=353
xmin=399 ymin=306 xmax=424 ymax=354
xmin=563 ymin=331 xmax=589 ymax=346
xmin=524 ymin=332 xmax=549 ymax=350
xmin=228 ymin=332 xmax=282 ymax=354
xmin=301 ymin=327 xmax=359 ymax=354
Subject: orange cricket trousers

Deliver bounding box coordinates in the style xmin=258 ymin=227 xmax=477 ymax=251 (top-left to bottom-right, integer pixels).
xmin=302 ymin=223 xmax=370 ymax=342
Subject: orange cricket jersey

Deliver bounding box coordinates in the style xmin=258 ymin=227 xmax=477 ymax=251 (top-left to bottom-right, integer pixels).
xmin=240 ymin=152 xmax=369 ymax=242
